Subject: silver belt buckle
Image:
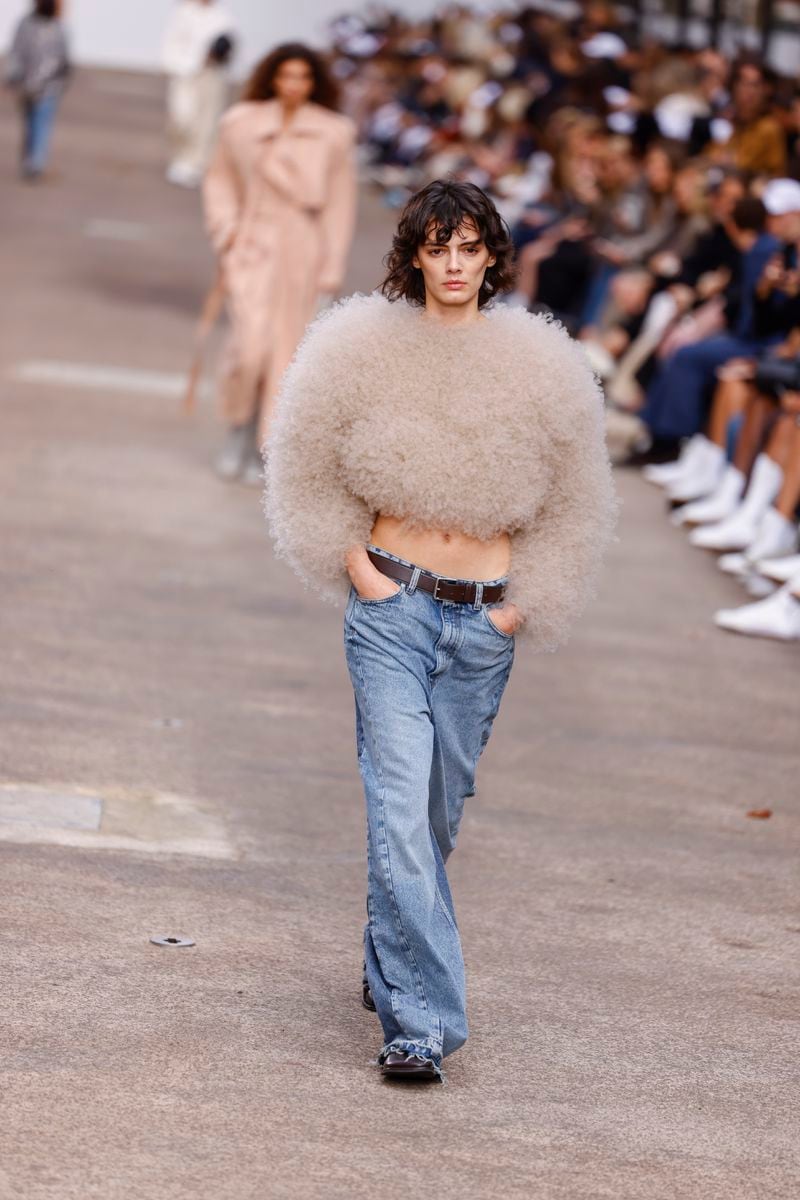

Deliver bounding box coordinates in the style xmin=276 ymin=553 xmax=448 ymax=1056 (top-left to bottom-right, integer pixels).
xmin=432 ymin=575 xmax=459 ymax=602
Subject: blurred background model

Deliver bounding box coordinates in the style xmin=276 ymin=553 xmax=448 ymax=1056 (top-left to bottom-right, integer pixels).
xmin=5 ymin=0 xmax=70 ymax=180
xmin=161 ymin=0 xmax=236 ymax=188
xmin=203 ymin=42 xmax=357 ymax=484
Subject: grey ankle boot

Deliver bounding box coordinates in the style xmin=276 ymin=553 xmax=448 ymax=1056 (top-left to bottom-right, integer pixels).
xmin=215 ymin=418 xmax=256 ymax=481
xmin=241 ymin=450 xmax=264 ymax=487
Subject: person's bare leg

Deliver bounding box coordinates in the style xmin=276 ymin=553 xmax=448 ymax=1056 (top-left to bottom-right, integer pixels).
xmin=773 ymin=420 xmax=800 ymax=518
xmin=708 ymin=377 xmax=749 ymax=447
xmin=732 ymin=391 xmax=776 ymax=476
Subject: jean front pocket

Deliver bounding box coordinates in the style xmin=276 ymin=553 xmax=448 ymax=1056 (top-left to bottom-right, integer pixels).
xmin=481 ymin=604 xmax=514 ymax=640
xmin=355 ymin=582 xmax=406 ymax=607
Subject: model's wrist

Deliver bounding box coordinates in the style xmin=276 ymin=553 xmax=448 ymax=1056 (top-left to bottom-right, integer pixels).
xmin=345 ymin=543 xmax=369 ymax=575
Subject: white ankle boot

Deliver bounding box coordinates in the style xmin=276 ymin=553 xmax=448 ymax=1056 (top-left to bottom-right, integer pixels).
xmin=744 ymin=507 xmax=797 ymax=562
xmin=714 ymin=581 xmax=800 ymax=640
xmin=672 ymin=464 xmax=745 ymax=526
xmin=689 ymin=454 xmax=783 ymax=550
xmin=716 ymin=507 xmax=797 ymax=576
xmin=642 ymin=434 xmax=709 ymax=487
xmin=755 ymin=551 xmax=800 ymax=583
xmin=667 ymin=440 xmax=726 ymax=503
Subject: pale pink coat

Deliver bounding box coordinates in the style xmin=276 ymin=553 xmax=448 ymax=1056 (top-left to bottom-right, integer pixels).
xmin=203 ymin=99 xmax=357 ymax=437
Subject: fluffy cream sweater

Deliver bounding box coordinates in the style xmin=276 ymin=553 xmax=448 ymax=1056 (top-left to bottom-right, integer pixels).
xmin=264 ymin=294 xmax=618 ymax=649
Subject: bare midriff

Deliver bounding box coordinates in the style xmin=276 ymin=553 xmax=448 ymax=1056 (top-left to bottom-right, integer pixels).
xmin=369 ymin=513 xmax=511 ymax=581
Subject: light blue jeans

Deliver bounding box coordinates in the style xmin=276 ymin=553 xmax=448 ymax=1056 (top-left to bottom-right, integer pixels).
xmin=344 ymin=546 xmax=515 ymax=1074
xmin=21 ymin=92 xmax=59 ymax=175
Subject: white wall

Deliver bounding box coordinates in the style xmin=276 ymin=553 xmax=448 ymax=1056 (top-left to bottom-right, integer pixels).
xmin=0 ymin=0 xmax=432 ymax=73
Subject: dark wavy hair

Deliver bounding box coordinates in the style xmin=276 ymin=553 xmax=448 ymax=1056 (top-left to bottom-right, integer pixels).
xmin=381 ymin=180 xmax=515 ymax=308
xmin=242 ymin=43 xmax=339 ymax=109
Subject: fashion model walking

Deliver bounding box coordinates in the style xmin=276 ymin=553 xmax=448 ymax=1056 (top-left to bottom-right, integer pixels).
xmin=203 ymin=43 xmax=357 ymax=484
xmin=161 ymin=0 xmax=235 ymax=188
xmin=5 ymin=0 xmax=70 ymax=181
xmin=266 ymin=181 xmax=617 ymax=1080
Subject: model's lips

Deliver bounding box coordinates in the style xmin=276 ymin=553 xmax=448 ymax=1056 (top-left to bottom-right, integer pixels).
xmin=444 ymin=281 xmax=465 ymax=289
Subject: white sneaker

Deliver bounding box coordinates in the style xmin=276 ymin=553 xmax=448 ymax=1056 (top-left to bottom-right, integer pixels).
xmin=744 ymin=573 xmax=777 ymax=598
xmin=642 ymin=434 xmax=708 ymax=487
xmin=714 ymin=583 xmax=800 ymax=640
xmin=755 ymin=552 xmax=800 ymax=583
xmin=666 ymin=440 xmax=726 ymax=503
xmin=713 ymin=508 xmax=797 ymax=573
xmin=718 ymin=551 xmax=748 ymax=576
xmin=672 ymin=465 xmax=745 ymax=526
xmin=691 ymin=509 xmax=760 ymax=551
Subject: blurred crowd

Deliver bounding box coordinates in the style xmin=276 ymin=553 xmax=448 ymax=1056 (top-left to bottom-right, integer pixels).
xmin=327 ymin=3 xmax=800 ymax=643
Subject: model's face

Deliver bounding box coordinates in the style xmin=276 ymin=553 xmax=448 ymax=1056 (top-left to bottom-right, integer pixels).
xmin=273 ymin=59 xmax=314 ymax=107
xmin=412 ymin=219 xmax=495 ymax=310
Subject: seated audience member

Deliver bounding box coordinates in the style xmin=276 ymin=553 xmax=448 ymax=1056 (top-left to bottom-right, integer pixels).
xmin=643 ymin=179 xmax=800 ymax=484
xmin=638 ymin=195 xmax=776 ymax=461
xmin=714 ymin=60 xmax=787 ymax=178
xmin=608 ymin=171 xmax=746 ymax=410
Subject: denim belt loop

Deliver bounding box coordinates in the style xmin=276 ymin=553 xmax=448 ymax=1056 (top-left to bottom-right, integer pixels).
xmin=472 ymin=581 xmax=484 ymax=611
xmin=407 ymin=566 xmax=422 ymax=595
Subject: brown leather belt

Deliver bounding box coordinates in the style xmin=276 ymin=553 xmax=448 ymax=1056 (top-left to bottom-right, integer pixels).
xmin=367 ymin=549 xmax=506 ymax=606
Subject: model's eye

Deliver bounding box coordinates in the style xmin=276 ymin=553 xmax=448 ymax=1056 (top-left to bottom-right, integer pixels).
xmin=464 ymin=246 xmax=480 ymax=255
xmin=428 ymin=248 xmax=445 ymax=256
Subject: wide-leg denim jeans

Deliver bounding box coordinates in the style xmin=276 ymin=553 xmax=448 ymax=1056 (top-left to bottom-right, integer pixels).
xmin=344 ymin=548 xmax=515 ymax=1073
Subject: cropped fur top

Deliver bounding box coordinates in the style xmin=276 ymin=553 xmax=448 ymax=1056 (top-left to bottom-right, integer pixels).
xmin=264 ymin=294 xmax=618 ymax=650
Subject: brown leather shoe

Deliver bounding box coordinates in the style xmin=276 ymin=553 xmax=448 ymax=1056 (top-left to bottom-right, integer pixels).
xmin=380 ymin=1051 xmax=439 ymax=1080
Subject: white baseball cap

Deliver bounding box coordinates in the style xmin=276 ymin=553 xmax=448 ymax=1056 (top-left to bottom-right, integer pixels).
xmin=581 ymin=33 xmax=627 ymax=60
xmin=762 ymin=178 xmax=800 ymax=216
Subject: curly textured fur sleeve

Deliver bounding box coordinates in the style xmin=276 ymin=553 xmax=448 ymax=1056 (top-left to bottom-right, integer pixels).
xmin=506 ymin=330 xmax=618 ymax=650
xmin=263 ymin=311 xmax=374 ymax=600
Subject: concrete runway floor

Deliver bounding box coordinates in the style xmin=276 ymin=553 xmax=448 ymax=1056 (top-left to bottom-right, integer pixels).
xmin=0 ymin=72 xmax=798 ymax=1200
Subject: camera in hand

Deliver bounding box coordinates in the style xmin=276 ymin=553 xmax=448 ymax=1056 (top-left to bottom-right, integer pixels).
xmin=754 ymin=355 xmax=800 ymax=399
xmin=209 ymin=34 xmax=234 ymax=65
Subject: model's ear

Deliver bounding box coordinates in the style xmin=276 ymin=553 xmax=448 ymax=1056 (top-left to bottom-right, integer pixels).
xmin=487 ymin=254 xmax=497 ymax=268
xmin=412 ymin=254 xmax=421 ymax=269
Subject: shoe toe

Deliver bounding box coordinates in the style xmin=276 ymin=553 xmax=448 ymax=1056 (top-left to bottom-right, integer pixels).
xmin=717 ymin=552 xmax=747 ymax=575
xmin=241 ymin=460 xmax=263 ymax=487
xmin=380 ymin=1051 xmax=439 ymax=1080
xmin=689 ymin=525 xmax=724 ymax=548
